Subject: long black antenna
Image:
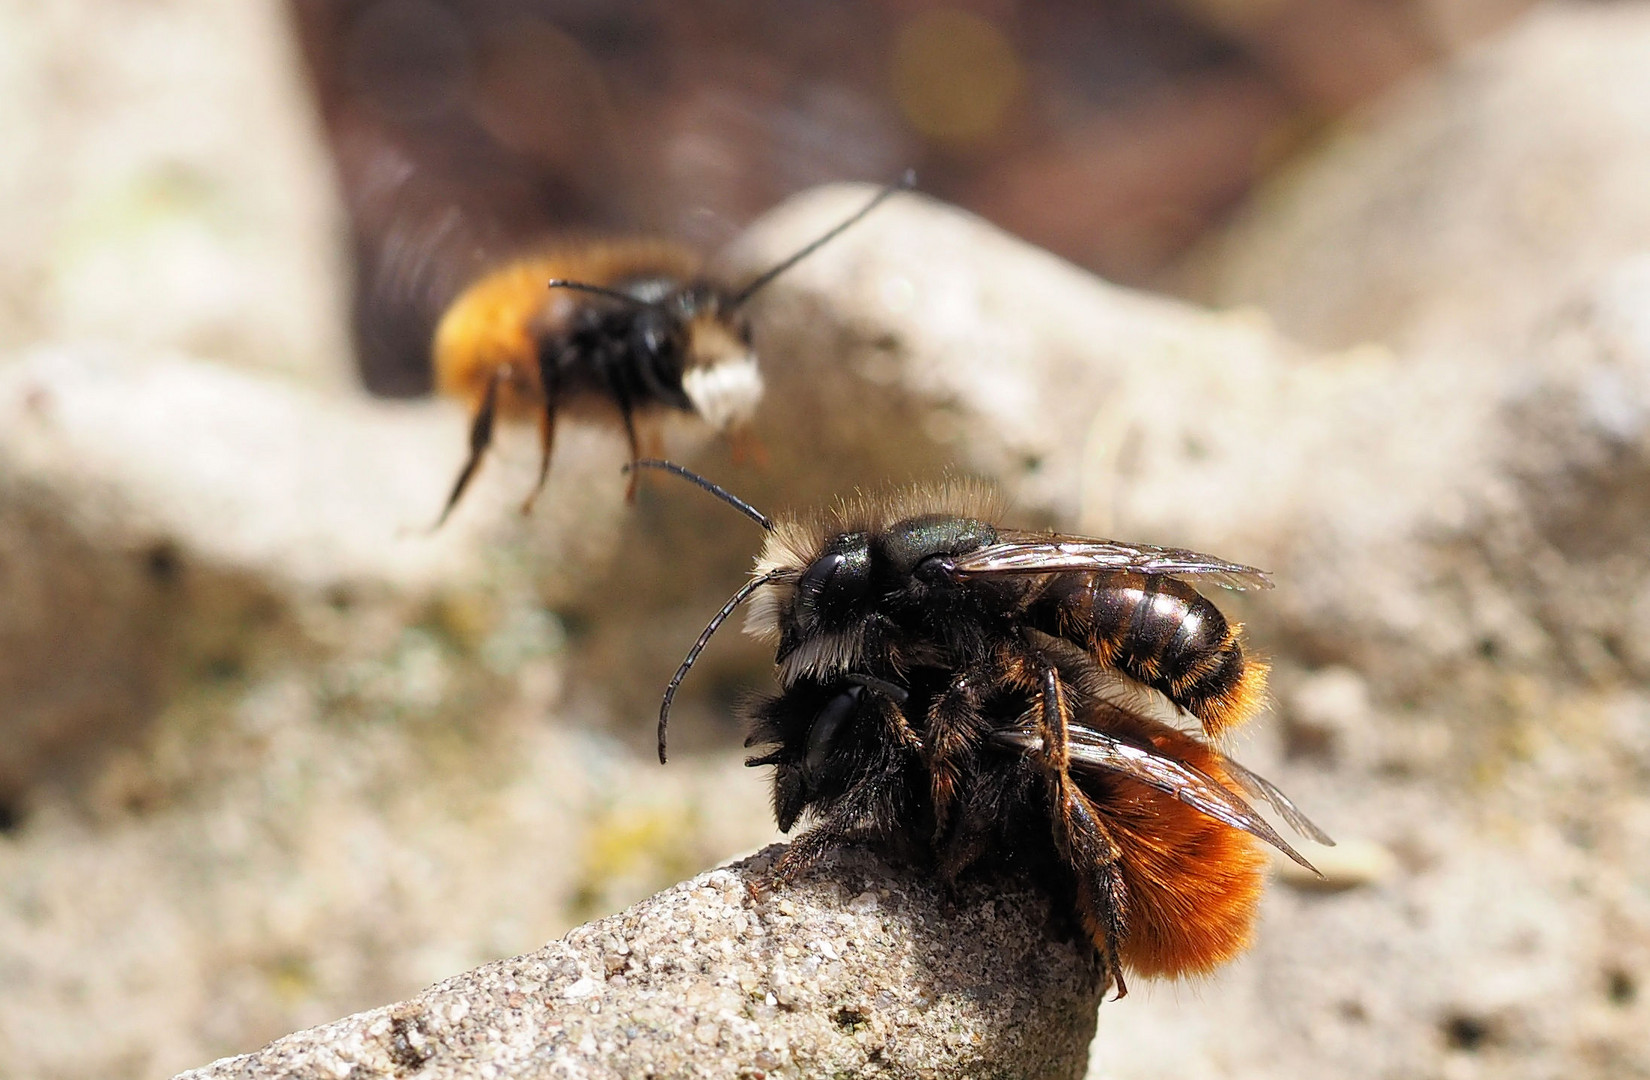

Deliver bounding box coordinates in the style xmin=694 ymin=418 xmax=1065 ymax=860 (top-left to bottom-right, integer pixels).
xmin=658 ymin=570 xmax=783 ymax=763
xmin=546 ymin=279 xmax=649 ymax=307
xmin=625 ymin=459 xmax=774 ymax=532
xmin=731 ymin=169 xmax=916 ymax=309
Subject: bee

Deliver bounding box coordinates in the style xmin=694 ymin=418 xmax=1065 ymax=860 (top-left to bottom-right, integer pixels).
xmin=429 ymin=175 xmax=912 ymax=526
xmin=640 ymin=460 xmax=1332 ymax=996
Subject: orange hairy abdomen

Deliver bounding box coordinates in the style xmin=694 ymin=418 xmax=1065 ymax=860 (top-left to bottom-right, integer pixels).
xmin=1093 ymin=725 xmax=1269 ymax=978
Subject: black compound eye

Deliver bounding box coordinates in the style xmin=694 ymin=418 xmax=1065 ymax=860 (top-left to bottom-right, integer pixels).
xmin=794 ymin=537 xmax=871 ymax=628
xmin=798 ymin=552 xmax=847 ymax=602
xmin=803 ymin=686 xmax=861 ymax=780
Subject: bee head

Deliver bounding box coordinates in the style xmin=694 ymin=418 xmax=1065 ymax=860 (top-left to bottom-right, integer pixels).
xmin=788 ymin=532 xmax=873 ymax=639
xmin=635 ymin=460 xmax=996 ymax=763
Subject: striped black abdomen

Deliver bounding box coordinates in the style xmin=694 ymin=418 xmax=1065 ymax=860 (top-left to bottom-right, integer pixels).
xmin=1051 ymin=573 xmax=1264 ymax=736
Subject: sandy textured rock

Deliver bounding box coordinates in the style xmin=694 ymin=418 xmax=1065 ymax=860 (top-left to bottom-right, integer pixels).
xmin=176 ymin=847 xmax=1103 ymax=1080
xmin=1204 ymin=1 xmax=1650 ymax=355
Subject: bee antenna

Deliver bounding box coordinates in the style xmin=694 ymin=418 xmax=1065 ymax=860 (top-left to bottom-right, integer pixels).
xmin=626 ymin=459 xmax=773 ymax=532
xmin=658 ymin=569 xmax=784 ymax=764
xmin=547 ymin=279 xmax=650 ymax=307
xmin=730 ymin=169 xmax=915 ymax=309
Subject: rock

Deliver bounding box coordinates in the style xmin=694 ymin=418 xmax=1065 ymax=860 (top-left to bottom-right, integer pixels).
xmin=1273 ymin=837 xmax=1398 ymax=892
xmin=0 ymin=343 xmax=641 ymax=797
xmin=0 ymin=0 xmax=351 ymax=387
xmin=0 ymin=343 xmax=748 ymax=1079
xmin=1204 ymin=2 xmax=1650 ymax=355
xmin=174 ymin=847 xmax=1104 ymax=1080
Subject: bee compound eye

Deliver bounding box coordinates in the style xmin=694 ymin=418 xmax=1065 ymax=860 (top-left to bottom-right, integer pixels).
xmin=803 ymin=685 xmax=862 ymax=780
xmin=793 ymin=538 xmax=871 ymax=630
xmin=798 ymin=551 xmax=847 ymax=602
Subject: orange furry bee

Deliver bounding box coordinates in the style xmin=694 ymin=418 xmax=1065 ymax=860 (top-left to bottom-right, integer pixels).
xmin=430 ymin=177 xmax=910 ymax=525
xmin=642 ymin=461 xmax=1331 ymax=996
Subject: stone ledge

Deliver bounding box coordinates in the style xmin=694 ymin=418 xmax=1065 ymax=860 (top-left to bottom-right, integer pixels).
xmin=176 ymin=845 xmax=1103 ymax=1080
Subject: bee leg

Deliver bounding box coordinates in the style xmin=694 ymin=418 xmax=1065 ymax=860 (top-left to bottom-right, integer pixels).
xmin=615 ymin=390 xmax=642 ymax=502
xmin=758 ymin=821 xmax=853 ymax=898
xmin=1036 ymin=662 xmax=1131 ymax=999
xmin=518 ymin=371 xmax=560 ymax=516
xmin=759 ymin=764 xmax=906 ymax=897
xmin=925 ymin=673 xmax=982 ymax=853
xmin=934 ymin=804 xmax=992 ymax=888
xmin=432 ymin=365 xmax=507 ymax=529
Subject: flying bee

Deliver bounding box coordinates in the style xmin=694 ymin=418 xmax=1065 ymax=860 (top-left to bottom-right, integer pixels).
xmin=429 ymin=175 xmax=912 ymax=526
xmin=639 ymin=460 xmax=1332 ymax=996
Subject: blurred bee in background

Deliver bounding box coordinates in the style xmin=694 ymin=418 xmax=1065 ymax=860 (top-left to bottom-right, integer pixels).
xmin=430 ymin=176 xmax=910 ymax=525
xmin=641 ymin=460 xmax=1332 ymax=996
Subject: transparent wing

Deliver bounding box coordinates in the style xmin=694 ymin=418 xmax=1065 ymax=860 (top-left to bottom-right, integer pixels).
xmin=952 ymin=535 xmax=1272 ymax=591
xmin=992 ymin=723 xmax=1318 ymax=873
xmin=1219 ymin=757 xmax=1336 ymax=846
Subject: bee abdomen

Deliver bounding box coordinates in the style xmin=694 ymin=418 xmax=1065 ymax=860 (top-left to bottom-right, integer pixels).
xmin=1057 ymin=574 xmax=1266 ymax=736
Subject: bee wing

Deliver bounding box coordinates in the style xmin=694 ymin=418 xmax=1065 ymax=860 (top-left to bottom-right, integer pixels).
xmin=952 ymin=535 xmax=1272 ymax=591
xmin=992 ymin=724 xmax=1318 ymax=873
xmin=1218 ymin=757 xmax=1336 ymax=846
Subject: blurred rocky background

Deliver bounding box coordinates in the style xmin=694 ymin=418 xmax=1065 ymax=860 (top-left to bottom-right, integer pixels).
xmin=6 ymin=0 xmax=1650 ymax=1078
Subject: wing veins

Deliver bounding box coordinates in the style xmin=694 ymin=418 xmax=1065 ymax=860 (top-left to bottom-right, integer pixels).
xmin=953 ymin=537 xmax=1272 ymax=591
xmin=993 ymin=724 xmax=1319 ymax=873
xmin=1218 ymin=757 xmax=1336 ymax=846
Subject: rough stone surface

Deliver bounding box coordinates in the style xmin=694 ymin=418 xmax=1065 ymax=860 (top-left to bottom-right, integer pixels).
xmin=1204 ymin=1 xmax=1650 ymax=356
xmin=176 ymin=847 xmax=1104 ymax=1080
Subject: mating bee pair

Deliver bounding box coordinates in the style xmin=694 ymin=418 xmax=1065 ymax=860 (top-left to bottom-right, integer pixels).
xmin=429 ymin=178 xmax=1330 ymax=996
xmin=637 ymin=462 xmax=1330 ymax=997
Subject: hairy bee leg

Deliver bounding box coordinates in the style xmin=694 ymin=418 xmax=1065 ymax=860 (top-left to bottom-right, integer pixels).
xmin=760 ymin=820 xmax=856 ymax=896
xmin=518 ymin=371 xmax=560 ymax=516
xmin=759 ymin=795 xmax=887 ymax=897
xmin=1036 ymin=662 xmax=1130 ymax=999
xmin=933 ymin=801 xmax=993 ymax=886
xmin=925 ymin=673 xmax=982 ymax=851
xmin=760 ymin=752 xmax=907 ymax=896
xmin=433 ymin=364 xmax=507 ymax=529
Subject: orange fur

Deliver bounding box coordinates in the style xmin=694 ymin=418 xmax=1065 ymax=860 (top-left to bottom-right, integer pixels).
xmin=1081 ymin=715 xmax=1269 ymax=977
xmin=1199 ymin=652 xmax=1269 ymax=737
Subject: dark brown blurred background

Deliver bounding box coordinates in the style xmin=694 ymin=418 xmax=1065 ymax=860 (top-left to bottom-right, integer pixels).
xmin=290 ymin=0 xmax=1528 ymax=397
